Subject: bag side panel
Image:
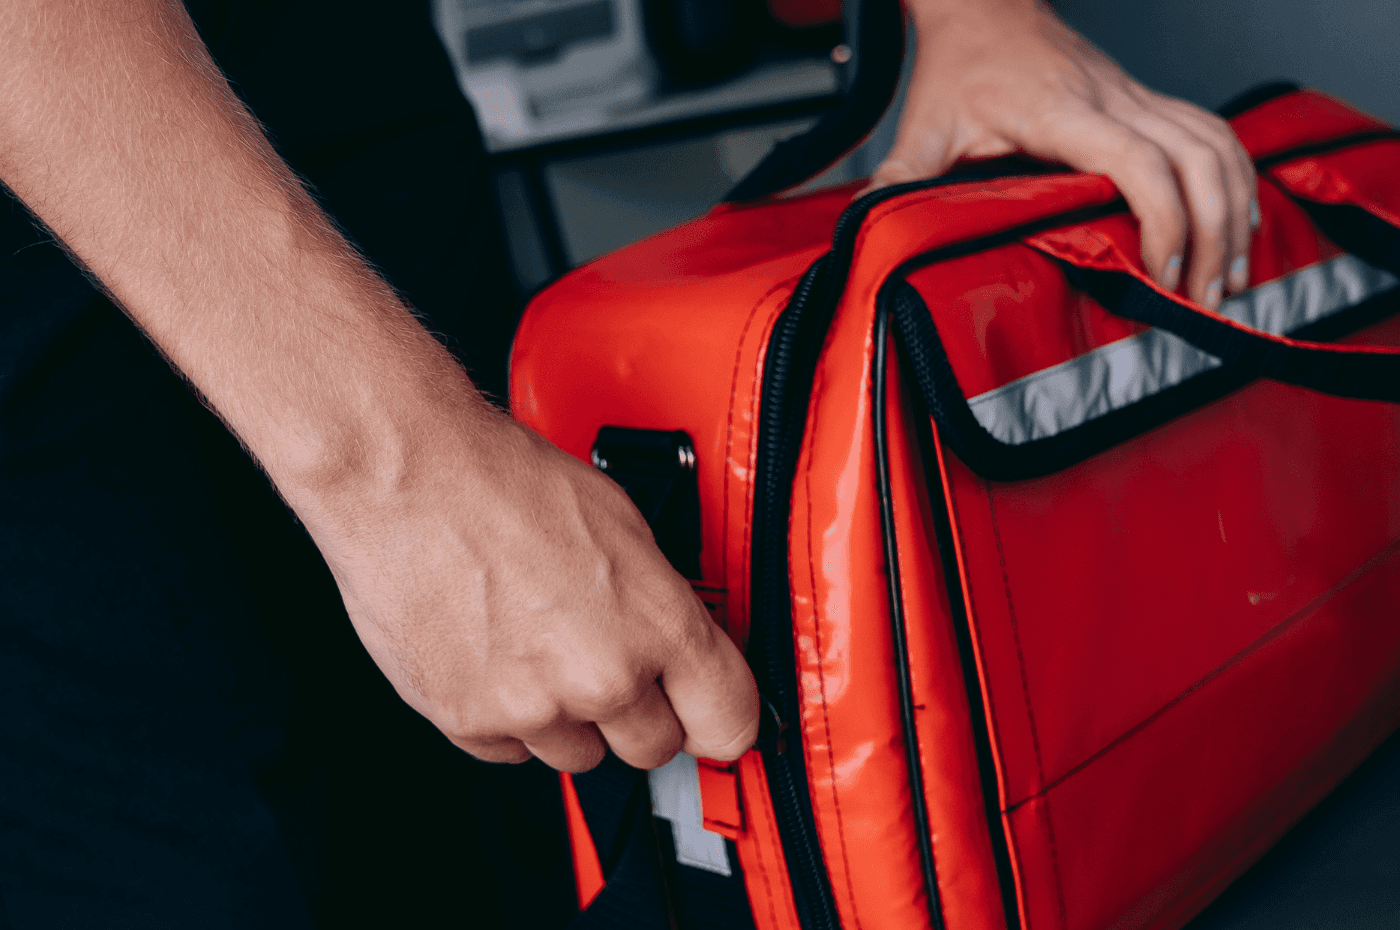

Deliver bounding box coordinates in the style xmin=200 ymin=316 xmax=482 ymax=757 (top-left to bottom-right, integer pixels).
xmin=1016 ymin=532 xmax=1400 ymax=930
xmin=884 ymin=347 xmax=1012 ymax=930
xmin=943 ymin=314 xmax=1400 ymax=930
xmin=734 ymin=749 xmax=805 ymax=930
xmin=512 ymin=197 xmax=841 ymax=929
xmin=786 ymin=329 xmax=934 ymax=929
xmin=773 ymin=171 xmax=1128 ymax=930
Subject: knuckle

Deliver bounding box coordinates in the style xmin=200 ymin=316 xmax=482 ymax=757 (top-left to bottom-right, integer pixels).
xmin=559 ymin=741 xmax=608 ymax=774
xmin=437 ymin=709 xmax=490 ymax=747
xmin=1124 ymin=135 xmax=1172 ymax=176
xmin=665 ymin=604 xmax=716 ymax=654
xmin=464 ymin=741 xmax=532 ymax=765
xmin=1138 ymin=194 xmax=1188 ymax=247
xmin=572 ymin=670 xmax=647 ymax=718
xmin=501 ymin=696 xmax=564 ymax=737
xmin=1192 ymin=200 xmax=1230 ymax=243
xmin=634 ymin=742 xmax=682 ymax=772
xmin=1177 ymin=141 xmax=1222 ymax=179
xmin=1206 ymin=114 xmax=1244 ymax=150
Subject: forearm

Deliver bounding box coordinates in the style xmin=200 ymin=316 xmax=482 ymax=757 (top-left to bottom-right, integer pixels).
xmin=0 ymin=0 xmax=493 ymax=509
xmin=0 ymin=0 xmax=760 ymax=774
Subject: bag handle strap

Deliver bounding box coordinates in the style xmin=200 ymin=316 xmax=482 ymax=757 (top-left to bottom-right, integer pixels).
xmin=1054 ymin=194 xmax=1400 ymax=404
xmin=723 ymin=0 xmax=905 ymax=202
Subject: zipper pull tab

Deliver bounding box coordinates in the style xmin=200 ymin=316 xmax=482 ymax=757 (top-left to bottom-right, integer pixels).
xmin=757 ymin=695 xmax=789 ymax=756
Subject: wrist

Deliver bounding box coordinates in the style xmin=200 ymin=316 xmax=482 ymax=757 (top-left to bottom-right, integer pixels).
xmin=262 ymin=336 xmax=507 ymax=524
xmin=906 ymin=0 xmax=1040 ymax=31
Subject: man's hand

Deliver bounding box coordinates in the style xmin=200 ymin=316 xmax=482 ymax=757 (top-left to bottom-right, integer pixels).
xmin=877 ymin=0 xmax=1258 ymax=310
xmin=0 ymin=0 xmax=756 ymax=772
xmin=303 ymin=408 xmax=758 ymax=772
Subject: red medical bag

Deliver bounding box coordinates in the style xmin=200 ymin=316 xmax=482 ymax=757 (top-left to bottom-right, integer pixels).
xmin=509 ymin=70 xmax=1400 ymax=930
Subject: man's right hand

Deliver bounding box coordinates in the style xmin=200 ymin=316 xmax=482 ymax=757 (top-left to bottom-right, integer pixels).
xmin=297 ymin=407 xmax=759 ymax=772
xmin=0 ymin=0 xmax=756 ymax=773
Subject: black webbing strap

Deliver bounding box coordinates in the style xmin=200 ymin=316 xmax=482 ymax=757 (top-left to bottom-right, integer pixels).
xmin=568 ymin=754 xmax=671 ymax=930
xmin=1065 ymin=198 xmax=1400 ymax=403
xmin=724 ymin=0 xmax=904 ymax=202
xmin=568 ymin=754 xmax=758 ymax=930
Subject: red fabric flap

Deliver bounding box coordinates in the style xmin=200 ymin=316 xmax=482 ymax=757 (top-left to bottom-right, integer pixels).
xmin=1023 ymin=219 xmax=1400 ymax=360
xmin=696 ymin=757 xmax=745 ymax=840
xmin=1232 ymin=88 xmax=1391 ymax=161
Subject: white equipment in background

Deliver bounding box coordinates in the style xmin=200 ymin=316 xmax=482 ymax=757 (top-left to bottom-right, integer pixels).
xmin=432 ymin=0 xmax=652 ymax=149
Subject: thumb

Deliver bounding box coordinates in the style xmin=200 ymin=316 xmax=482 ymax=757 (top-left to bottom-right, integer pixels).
xmin=861 ymin=127 xmax=960 ymax=196
xmin=659 ymin=604 xmax=760 ymax=761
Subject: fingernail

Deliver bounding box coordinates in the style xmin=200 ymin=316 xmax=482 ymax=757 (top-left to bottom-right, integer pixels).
xmin=1204 ymin=277 xmax=1223 ymax=311
xmin=1229 ymin=255 xmax=1249 ymax=292
xmin=1250 ymin=201 xmax=1261 ymax=228
xmin=1162 ymin=254 xmax=1182 ymax=291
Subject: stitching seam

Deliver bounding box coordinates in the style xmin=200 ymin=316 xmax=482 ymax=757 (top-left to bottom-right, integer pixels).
xmin=748 ymin=765 xmax=782 ymax=930
xmin=985 ymin=480 xmax=1068 ymax=929
xmin=732 ymin=276 xmax=804 ymax=635
xmin=1005 ymin=530 xmax=1400 ymax=813
xmin=798 ymin=363 xmax=864 ymax=928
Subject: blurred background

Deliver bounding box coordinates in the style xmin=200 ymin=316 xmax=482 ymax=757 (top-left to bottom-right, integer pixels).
xmin=430 ymin=0 xmax=1399 ymax=299
xmin=428 ymin=4 xmax=1400 ymax=924
xmin=422 ymin=3 xmax=1400 ymax=924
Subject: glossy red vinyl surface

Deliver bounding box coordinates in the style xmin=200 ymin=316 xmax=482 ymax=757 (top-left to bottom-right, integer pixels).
xmin=1270 ymin=137 xmax=1400 ymax=228
xmin=941 ymin=339 xmax=1400 ymax=927
xmin=928 ymin=182 xmax=1349 ymax=397
xmin=513 ymin=88 xmax=1400 ymax=930
xmin=1230 ymin=88 xmax=1387 ymax=156
xmin=783 ymin=91 xmax=1400 ymax=930
xmin=512 ymin=182 xmax=862 ymax=930
xmin=513 ymin=182 xmax=858 ymax=650
xmin=785 ymin=326 xmax=927 ymax=927
xmin=772 ymin=170 xmax=1139 ymax=930
xmin=884 ymin=349 xmax=1010 ymax=930
xmin=560 ymin=772 xmax=606 ymax=911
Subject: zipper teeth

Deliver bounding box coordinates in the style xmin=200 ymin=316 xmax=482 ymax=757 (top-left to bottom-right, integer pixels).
xmin=748 ymin=113 xmax=1386 ymax=930
xmin=771 ymin=752 xmax=837 ymax=930
xmin=751 ymin=255 xmax=838 ymax=930
xmin=750 ymin=170 xmax=1023 ymax=930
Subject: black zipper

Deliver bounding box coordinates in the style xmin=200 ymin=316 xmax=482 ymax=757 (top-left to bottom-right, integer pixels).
xmin=748 ymin=170 xmax=1020 ymax=930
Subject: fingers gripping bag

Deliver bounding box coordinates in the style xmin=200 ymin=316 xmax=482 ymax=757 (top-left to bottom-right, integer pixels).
xmin=508 ymin=47 xmax=1400 ymax=930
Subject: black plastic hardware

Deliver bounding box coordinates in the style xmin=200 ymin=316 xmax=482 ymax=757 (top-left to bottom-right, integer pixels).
xmin=592 ymin=426 xmax=702 ymax=579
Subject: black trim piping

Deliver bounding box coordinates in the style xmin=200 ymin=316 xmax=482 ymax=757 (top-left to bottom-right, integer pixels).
xmin=872 ymin=116 xmax=1400 ymax=481
xmin=751 ymin=253 xmax=841 ymax=930
xmin=885 ymin=196 xmax=1400 ymax=482
xmin=1215 ymin=81 xmax=1301 ymax=118
xmin=1256 ymin=128 xmax=1400 ymax=170
xmin=1067 ymin=262 xmax=1400 ymax=403
xmin=858 ymin=115 xmax=1400 ymax=930
xmin=872 ymin=309 xmax=947 ymax=930
xmin=879 ymin=309 xmax=1027 ymax=930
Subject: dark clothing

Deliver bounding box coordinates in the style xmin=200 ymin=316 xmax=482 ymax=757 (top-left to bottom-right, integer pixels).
xmin=0 ymin=3 xmax=572 ymax=927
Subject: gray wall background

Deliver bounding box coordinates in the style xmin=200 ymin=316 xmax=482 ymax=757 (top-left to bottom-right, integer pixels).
xmin=1054 ymin=0 xmax=1399 ymax=123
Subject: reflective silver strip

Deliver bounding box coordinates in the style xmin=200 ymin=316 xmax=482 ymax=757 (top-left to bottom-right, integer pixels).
xmin=967 ymin=254 xmax=1399 ymax=445
xmin=648 ymin=752 xmax=733 ymax=876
